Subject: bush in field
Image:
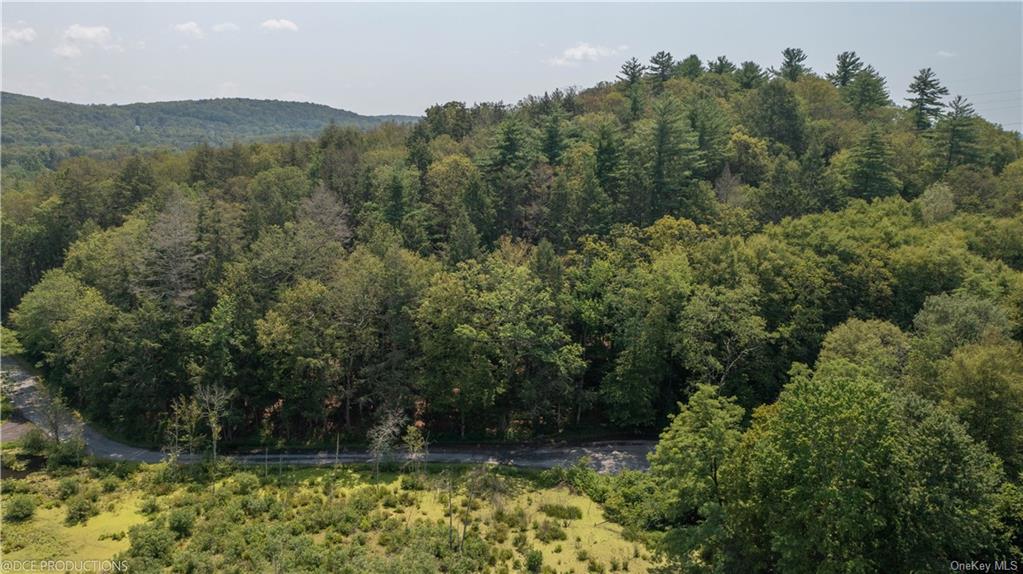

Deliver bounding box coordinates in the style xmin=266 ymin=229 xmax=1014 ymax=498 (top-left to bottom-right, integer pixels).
xmin=167 ymin=507 xmax=196 ymax=538
xmin=57 ymin=477 xmax=79 ymax=500
xmin=539 ymin=502 xmax=583 ymax=520
xmin=139 ymin=497 xmax=160 ymax=515
xmin=64 ymin=496 xmax=96 ymax=525
xmin=20 ymin=428 xmax=51 ymax=456
xmin=495 ymin=505 xmax=528 ymax=530
xmin=535 ymin=519 xmax=567 ymax=542
xmin=101 ymin=476 xmax=119 ymax=493
xmin=231 ymin=472 xmax=260 ymax=495
xmin=122 ymin=522 xmax=176 ymax=570
xmin=525 ymin=548 xmax=543 ymax=573
xmin=46 ymin=438 xmax=86 ymax=469
xmin=4 ymin=494 xmax=36 ymax=521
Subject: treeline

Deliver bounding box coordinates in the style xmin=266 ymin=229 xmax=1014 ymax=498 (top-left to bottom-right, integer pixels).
xmin=0 ymin=92 xmax=418 ymax=174
xmin=4 ymin=48 xmax=1022 ymax=446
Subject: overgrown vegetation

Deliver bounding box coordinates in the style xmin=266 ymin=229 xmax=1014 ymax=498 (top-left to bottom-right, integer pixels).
xmin=0 ymin=441 xmax=650 ymax=573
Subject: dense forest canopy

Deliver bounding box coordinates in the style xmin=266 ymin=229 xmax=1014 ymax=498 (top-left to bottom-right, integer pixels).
xmin=3 ymin=47 xmax=1023 ymax=567
xmin=0 ymin=92 xmax=418 ymax=173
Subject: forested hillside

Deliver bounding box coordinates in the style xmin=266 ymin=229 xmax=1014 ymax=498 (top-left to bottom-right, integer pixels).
xmin=0 ymin=92 xmax=417 ymax=172
xmin=3 ymin=47 xmax=1022 ymax=569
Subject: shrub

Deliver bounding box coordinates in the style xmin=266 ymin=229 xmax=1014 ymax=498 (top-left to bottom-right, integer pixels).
xmin=20 ymin=428 xmax=51 ymax=456
xmin=525 ymin=548 xmax=543 ymax=573
xmin=65 ymin=496 xmax=97 ymax=525
xmin=539 ymin=502 xmax=583 ymax=520
xmin=101 ymin=476 xmax=119 ymax=493
xmin=4 ymin=494 xmax=35 ymax=521
xmin=167 ymin=507 xmax=195 ymax=538
xmin=535 ymin=519 xmax=567 ymax=542
xmin=57 ymin=477 xmax=79 ymax=500
xmin=400 ymin=473 xmax=426 ymax=491
xmin=46 ymin=438 xmax=86 ymax=469
xmin=139 ymin=497 xmax=160 ymax=515
xmin=588 ymin=557 xmax=607 ymax=573
xmin=495 ymin=505 xmax=528 ymax=530
xmin=231 ymin=472 xmax=260 ymax=495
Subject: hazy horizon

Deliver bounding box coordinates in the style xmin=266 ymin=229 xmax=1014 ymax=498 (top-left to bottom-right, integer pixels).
xmin=2 ymin=2 xmax=1021 ymax=128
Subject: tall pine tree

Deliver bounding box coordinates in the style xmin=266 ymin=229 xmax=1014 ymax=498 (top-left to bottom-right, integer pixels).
xmin=846 ymin=125 xmax=901 ymax=200
xmin=906 ymin=68 xmax=949 ymax=130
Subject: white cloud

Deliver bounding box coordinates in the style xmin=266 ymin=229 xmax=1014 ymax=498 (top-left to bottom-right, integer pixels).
xmin=212 ymin=22 xmax=239 ymax=33
xmin=53 ymin=43 xmax=82 ymax=58
xmin=260 ymin=19 xmax=298 ymax=32
xmin=2 ymin=24 xmax=37 ymax=46
xmin=545 ymin=42 xmax=626 ymax=67
xmin=936 ymin=50 xmax=956 ymax=58
xmin=64 ymin=24 xmax=111 ymax=44
xmin=54 ymin=24 xmax=118 ymax=58
xmin=174 ymin=22 xmax=204 ymax=39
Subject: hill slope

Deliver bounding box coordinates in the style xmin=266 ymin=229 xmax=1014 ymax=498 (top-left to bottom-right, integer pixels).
xmin=0 ymin=92 xmax=418 ymax=150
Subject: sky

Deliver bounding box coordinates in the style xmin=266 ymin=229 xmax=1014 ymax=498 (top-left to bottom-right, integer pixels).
xmin=2 ymin=2 xmax=1021 ymax=128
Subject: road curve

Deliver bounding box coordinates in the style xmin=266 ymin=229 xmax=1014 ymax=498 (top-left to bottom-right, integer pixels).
xmin=1 ymin=357 xmax=653 ymax=473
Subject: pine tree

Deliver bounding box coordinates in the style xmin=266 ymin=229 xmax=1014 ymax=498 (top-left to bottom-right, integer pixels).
xmin=706 ymin=55 xmax=736 ymax=75
xmin=446 ymin=209 xmax=480 ymax=265
xmin=773 ymin=48 xmax=810 ymax=81
xmin=826 ymin=51 xmax=863 ymax=87
xmin=844 ymin=65 xmax=890 ymax=117
xmin=648 ymin=51 xmax=676 ymax=94
xmin=846 ymin=125 xmax=901 ymax=200
xmin=675 ymin=54 xmax=703 ymax=79
xmin=617 ymin=57 xmax=646 ymax=85
xmin=406 ymin=122 xmax=433 ymax=188
xmin=735 ymin=61 xmax=767 ymax=89
xmin=932 ymin=95 xmax=981 ymax=174
xmin=542 ymin=111 xmax=566 ymax=166
xmin=593 ymin=120 xmax=623 ymax=203
xmin=906 ymin=68 xmax=950 ymax=130
xmin=618 ymin=58 xmax=647 ymax=120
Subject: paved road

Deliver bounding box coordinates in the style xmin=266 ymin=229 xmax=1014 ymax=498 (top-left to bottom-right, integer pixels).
xmin=1 ymin=357 xmax=653 ymax=473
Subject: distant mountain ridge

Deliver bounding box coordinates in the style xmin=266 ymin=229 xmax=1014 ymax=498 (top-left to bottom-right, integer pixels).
xmin=0 ymin=92 xmax=419 ymax=150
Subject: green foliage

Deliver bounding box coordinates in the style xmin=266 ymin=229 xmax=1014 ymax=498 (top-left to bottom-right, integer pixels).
xmin=4 ymin=494 xmax=36 ymax=521
xmin=538 ymin=503 xmax=583 ymax=520
xmin=64 ymin=496 xmax=97 ymax=526
xmin=1 ymin=92 xmax=417 ymax=165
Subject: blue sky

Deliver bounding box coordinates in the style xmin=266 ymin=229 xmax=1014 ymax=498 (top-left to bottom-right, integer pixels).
xmin=2 ymin=3 xmax=1020 ymax=128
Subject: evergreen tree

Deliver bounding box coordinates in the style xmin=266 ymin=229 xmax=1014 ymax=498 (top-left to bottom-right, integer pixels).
xmin=706 ymin=55 xmax=736 ymax=75
xmin=826 ymin=51 xmax=863 ymax=87
xmin=773 ymin=47 xmax=810 ymax=81
xmin=484 ymin=119 xmax=536 ymax=236
xmin=624 ymin=97 xmax=703 ymax=223
xmin=648 ymin=51 xmax=676 ymax=94
xmin=743 ymin=79 xmax=807 ymax=153
xmin=844 ymin=65 xmax=890 ymax=117
xmin=687 ymin=96 xmax=731 ymax=179
xmin=111 ymin=156 xmax=157 ymax=220
xmin=846 ymin=125 xmax=901 ymax=200
xmin=385 ymin=169 xmax=407 ymax=225
xmin=932 ymin=95 xmax=981 ymax=174
xmin=593 ymin=120 xmax=623 ymax=203
xmin=735 ymin=61 xmax=767 ymax=89
xmin=541 ymin=110 xmax=566 ymax=166
xmin=446 ymin=209 xmax=480 ymax=265
xmin=406 ymin=122 xmax=433 ymax=188
xmin=906 ymin=67 xmax=949 ymax=130
xmin=675 ymin=54 xmax=703 ymax=79
xmin=618 ymin=58 xmax=647 ymax=120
